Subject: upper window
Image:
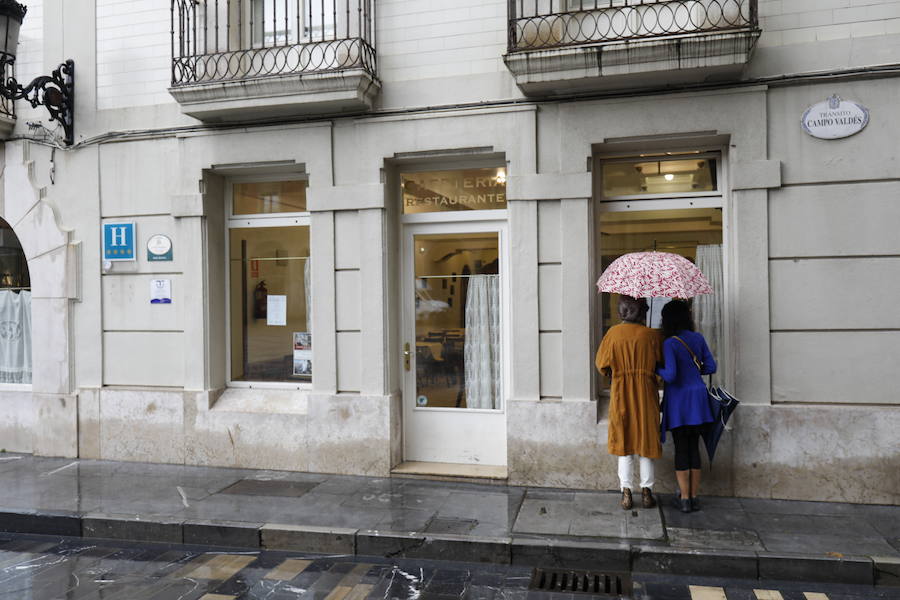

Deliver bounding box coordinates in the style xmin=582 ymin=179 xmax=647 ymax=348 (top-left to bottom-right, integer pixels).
xmin=401 ymin=168 xmax=507 ymax=215
xmin=600 ymin=154 xmax=718 ymax=199
xmin=232 ymin=180 xmax=308 ymax=216
xmin=0 ymin=218 xmax=31 ymax=385
xmin=228 ymin=178 xmax=311 ymax=386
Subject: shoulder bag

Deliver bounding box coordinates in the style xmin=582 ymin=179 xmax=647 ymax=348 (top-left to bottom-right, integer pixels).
xmin=671 ymin=335 xmax=740 ymax=428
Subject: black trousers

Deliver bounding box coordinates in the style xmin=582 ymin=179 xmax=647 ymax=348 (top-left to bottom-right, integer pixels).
xmin=671 ymin=424 xmax=705 ymax=471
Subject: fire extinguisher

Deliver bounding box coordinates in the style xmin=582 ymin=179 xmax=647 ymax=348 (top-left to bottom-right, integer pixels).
xmin=253 ymin=280 xmax=268 ymax=319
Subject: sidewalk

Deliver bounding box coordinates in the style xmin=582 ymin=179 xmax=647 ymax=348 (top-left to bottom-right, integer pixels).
xmin=0 ymin=454 xmax=897 ymax=587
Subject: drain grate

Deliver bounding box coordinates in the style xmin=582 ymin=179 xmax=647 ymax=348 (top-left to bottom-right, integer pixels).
xmin=528 ymin=568 xmax=630 ymax=596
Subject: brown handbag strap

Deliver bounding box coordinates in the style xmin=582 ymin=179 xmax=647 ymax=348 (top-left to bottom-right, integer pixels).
xmin=672 ymin=335 xmax=703 ymax=373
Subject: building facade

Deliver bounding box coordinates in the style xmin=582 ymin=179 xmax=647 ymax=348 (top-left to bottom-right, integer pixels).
xmin=0 ymin=0 xmax=897 ymax=504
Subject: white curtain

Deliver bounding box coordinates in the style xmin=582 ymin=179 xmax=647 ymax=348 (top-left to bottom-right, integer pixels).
xmin=304 ymin=257 xmax=311 ymax=334
xmin=464 ymin=275 xmax=501 ymax=410
xmin=0 ymin=290 xmax=31 ymax=384
xmin=694 ymin=244 xmax=723 ymax=367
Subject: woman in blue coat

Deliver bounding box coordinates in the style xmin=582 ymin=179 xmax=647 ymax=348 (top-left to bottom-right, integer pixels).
xmin=657 ymin=299 xmax=716 ymax=513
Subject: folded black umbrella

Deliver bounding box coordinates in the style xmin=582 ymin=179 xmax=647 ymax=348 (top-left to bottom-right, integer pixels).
xmin=702 ymin=386 xmax=739 ymax=464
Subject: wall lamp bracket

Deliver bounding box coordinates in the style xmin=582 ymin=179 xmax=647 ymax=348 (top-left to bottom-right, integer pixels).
xmin=0 ymin=1 xmax=75 ymax=145
xmin=0 ymin=55 xmax=74 ymax=145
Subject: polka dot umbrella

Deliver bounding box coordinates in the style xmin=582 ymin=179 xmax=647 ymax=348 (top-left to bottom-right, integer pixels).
xmin=596 ymin=251 xmax=712 ymax=299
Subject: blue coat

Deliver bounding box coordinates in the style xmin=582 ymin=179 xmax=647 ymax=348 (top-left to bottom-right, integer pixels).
xmin=657 ymin=330 xmax=717 ymax=441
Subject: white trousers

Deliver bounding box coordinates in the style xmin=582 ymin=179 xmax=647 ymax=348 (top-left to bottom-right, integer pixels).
xmin=618 ymin=455 xmax=654 ymax=490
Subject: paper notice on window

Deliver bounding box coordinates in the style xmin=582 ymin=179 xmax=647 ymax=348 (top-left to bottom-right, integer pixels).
xmin=266 ymin=295 xmax=287 ymax=326
xmin=647 ymin=296 xmax=670 ymax=329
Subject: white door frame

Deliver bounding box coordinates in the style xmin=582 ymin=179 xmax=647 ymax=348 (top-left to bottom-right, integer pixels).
xmin=400 ymin=219 xmax=509 ymax=466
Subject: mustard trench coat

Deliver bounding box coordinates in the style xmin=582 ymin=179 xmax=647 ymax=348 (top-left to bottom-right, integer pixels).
xmin=595 ymin=322 xmax=663 ymax=459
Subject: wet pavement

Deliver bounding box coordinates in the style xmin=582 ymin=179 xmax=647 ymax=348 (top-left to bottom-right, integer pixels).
xmin=0 ymin=454 xmax=897 ymax=587
xmin=0 ymin=533 xmax=897 ymax=599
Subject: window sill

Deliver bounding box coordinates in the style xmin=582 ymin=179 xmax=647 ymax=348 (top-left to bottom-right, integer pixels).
xmin=0 ymin=383 xmax=32 ymax=393
xmin=212 ymin=386 xmax=309 ymax=415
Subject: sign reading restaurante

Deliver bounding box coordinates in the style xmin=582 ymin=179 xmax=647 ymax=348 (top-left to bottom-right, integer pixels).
xmin=401 ymin=167 xmax=507 ymax=214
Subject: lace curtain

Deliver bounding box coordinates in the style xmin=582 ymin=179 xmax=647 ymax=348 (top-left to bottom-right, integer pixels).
xmin=464 ymin=275 xmax=501 ymax=410
xmin=0 ymin=290 xmax=31 ymax=384
xmin=303 ymin=257 xmax=311 ymax=334
xmin=694 ymin=244 xmax=723 ymax=369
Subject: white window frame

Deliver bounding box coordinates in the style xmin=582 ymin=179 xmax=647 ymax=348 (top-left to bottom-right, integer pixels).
xmin=245 ymin=0 xmax=337 ymax=49
xmin=225 ymin=174 xmax=312 ymax=391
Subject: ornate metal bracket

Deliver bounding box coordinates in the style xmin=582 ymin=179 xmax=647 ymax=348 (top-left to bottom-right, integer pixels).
xmin=0 ymin=56 xmax=74 ymax=145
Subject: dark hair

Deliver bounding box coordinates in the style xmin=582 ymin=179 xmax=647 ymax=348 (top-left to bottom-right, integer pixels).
xmin=617 ymin=295 xmax=648 ymax=323
xmin=661 ymin=299 xmax=695 ymax=338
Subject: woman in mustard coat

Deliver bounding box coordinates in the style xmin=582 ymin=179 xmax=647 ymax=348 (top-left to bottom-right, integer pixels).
xmin=596 ymin=295 xmax=662 ymax=510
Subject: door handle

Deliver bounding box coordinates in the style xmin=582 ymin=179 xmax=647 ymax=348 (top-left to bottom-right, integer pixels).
xmin=404 ymin=342 xmax=411 ymax=371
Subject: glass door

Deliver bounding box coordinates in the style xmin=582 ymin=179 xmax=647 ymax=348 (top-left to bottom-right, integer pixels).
xmin=401 ymin=222 xmax=507 ymax=466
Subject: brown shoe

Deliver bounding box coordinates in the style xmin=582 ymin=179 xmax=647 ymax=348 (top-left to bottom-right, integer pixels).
xmin=621 ymin=488 xmax=633 ymax=510
xmin=641 ymin=487 xmax=657 ymax=508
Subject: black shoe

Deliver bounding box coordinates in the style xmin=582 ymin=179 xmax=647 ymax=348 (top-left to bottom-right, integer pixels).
xmin=690 ymin=497 xmax=700 ymax=512
xmin=679 ymin=498 xmax=692 ymax=513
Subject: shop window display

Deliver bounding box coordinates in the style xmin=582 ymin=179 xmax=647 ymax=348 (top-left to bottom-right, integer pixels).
xmin=598 ymin=207 xmax=724 ymax=387
xmin=228 ymin=180 xmax=311 ymax=383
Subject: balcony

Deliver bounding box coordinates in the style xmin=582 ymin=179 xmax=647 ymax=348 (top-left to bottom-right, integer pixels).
xmin=504 ymin=0 xmax=760 ymax=96
xmin=169 ymin=0 xmax=379 ymax=122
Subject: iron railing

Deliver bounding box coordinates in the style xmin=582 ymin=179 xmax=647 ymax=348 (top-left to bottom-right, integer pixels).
xmin=0 ymin=62 xmax=14 ymax=121
xmin=508 ymin=0 xmax=757 ymax=51
xmin=171 ymin=0 xmax=376 ymax=86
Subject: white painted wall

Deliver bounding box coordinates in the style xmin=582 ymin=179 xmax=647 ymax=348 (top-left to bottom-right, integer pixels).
xmin=766 ymin=79 xmax=900 ymax=407
xmin=96 ymin=0 xmax=172 ymax=110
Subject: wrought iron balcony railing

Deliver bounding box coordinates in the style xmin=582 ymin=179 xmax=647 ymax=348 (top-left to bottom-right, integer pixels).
xmin=0 ymin=93 xmax=13 ymax=122
xmin=508 ymin=0 xmax=758 ymax=52
xmin=170 ymin=0 xmax=376 ymax=87
xmin=0 ymin=62 xmax=14 ymax=121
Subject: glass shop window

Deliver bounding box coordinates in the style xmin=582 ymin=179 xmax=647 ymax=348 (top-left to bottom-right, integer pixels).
xmin=228 ymin=179 xmax=312 ymax=384
xmin=401 ymin=168 xmax=507 ymax=215
xmin=598 ymin=207 xmax=724 ymax=386
xmin=0 ymin=218 xmax=31 ymax=384
xmin=601 ymin=154 xmax=718 ymax=198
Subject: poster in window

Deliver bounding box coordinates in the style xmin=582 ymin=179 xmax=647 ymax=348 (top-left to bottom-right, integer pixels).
xmin=266 ymin=295 xmax=287 ymax=326
xmin=293 ymin=332 xmax=312 ymax=376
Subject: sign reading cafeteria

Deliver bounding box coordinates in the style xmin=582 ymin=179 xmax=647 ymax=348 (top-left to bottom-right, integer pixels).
xmin=401 ymin=167 xmax=507 ymax=214
xmin=802 ymin=95 xmax=869 ymax=140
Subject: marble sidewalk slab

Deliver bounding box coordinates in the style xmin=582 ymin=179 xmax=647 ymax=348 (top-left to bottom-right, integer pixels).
xmin=512 ymin=490 xmax=665 ymax=541
xmin=0 ymin=453 xmax=894 ymax=587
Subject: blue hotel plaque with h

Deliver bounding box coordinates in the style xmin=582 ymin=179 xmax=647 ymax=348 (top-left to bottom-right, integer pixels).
xmin=103 ymin=222 xmax=136 ymax=261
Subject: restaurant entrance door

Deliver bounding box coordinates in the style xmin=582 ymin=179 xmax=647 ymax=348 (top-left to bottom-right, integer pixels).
xmin=400 ymin=221 xmax=507 ymax=466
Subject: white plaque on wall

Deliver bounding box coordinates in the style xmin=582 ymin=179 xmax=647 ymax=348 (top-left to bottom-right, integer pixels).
xmin=801 ymin=95 xmax=869 ymax=140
